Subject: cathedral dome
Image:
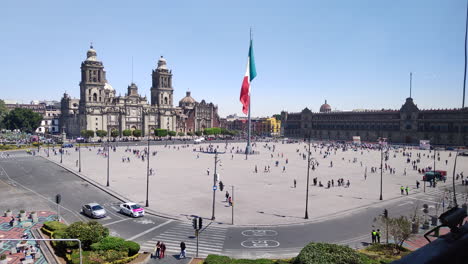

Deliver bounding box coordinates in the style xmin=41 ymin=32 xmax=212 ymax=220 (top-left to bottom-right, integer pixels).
xmin=320 ymin=100 xmax=332 ymax=113
xmin=179 ymin=91 xmax=197 ymax=107
xmin=157 ymin=56 xmax=167 ymax=70
xmin=86 ymin=45 xmax=97 ymax=61
xmin=104 ymin=83 xmax=114 ymax=91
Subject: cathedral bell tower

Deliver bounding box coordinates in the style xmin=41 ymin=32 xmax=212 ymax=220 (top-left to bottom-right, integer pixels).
xmin=79 ymin=44 xmax=107 ymax=108
xmin=151 ymin=56 xmax=174 ymax=108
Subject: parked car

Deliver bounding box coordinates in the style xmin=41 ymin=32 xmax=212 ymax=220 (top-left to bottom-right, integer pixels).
xmin=82 ymin=203 xmax=106 ymax=218
xmin=119 ymin=202 xmax=145 ymax=217
xmin=458 ymin=151 xmax=468 ymax=156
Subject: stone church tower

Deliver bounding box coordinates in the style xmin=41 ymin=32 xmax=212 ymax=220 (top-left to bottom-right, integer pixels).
xmin=151 ymin=56 xmax=173 ymax=108
xmin=78 ymin=45 xmax=115 ymax=133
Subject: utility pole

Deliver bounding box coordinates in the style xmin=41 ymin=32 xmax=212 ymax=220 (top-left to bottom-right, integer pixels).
xmin=212 ymin=153 xmax=220 ymax=220
xmin=106 ymin=139 xmax=110 ymax=187
xmin=146 ymin=138 xmax=150 ymax=207
xmin=305 ymin=134 xmax=311 ymax=219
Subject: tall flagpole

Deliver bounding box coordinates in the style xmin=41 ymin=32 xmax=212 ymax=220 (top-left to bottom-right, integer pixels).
xmin=246 ymin=29 xmax=252 ymax=157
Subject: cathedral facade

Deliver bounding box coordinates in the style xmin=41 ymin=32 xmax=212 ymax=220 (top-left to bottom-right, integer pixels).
xmin=60 ymin=46 xmax=219 ymax=138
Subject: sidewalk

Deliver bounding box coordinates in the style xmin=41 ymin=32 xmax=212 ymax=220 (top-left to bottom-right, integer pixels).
xmin=0 ymin=211 xmax=57 ymax=264
xmin=147 ymin=254 xmax=192 ymax=264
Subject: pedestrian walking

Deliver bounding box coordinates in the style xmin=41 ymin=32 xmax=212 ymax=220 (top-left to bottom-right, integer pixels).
xmin=207 ymin=168 xmax=210 ymax=175
xmin=160 ymin=242 xmax=166 ymax=258
xmin=255 ymin=165 xmax=257 ymax=173
xmin=152 ymin=241 xmax=160 ymax=259
xmin=405 ymin=186 xmax=409 ymax=195
xmin=225 ymin=191 xmax=229 ymax=202
xmin=400 ymin=186 xmax=404 ymax=195
xmin=179 ymin=241 xmax=186 ymax=259
xmin=371 ymin=229 xmax=376 ymax=243
xmin=416 ymin=180 xmax=420 ymax=189
xmin=294 ymin=179 xmax=296 ymax=188
xmin=376 ymin=229 xmax=381 ymax=243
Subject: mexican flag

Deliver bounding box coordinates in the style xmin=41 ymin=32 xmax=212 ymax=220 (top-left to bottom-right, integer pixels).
xmin=240 ymin=39 xmax=257 ymax=115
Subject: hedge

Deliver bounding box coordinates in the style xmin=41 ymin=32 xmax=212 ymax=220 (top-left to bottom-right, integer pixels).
xmin=43 ymin=221 xmax=67 ymax=232
xmin=293 ymin=243 xmax=364 ymax=264
xmin=204 ymin=255 xmax=289 ymax=264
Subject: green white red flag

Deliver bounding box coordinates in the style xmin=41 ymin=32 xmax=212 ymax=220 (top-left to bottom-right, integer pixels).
xmin=240 ymin=39 xmax=257 ymax=115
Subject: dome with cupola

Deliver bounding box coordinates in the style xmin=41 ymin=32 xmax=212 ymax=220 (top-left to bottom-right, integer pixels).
xmin=320 ymin=100 xmax=332 ymax=113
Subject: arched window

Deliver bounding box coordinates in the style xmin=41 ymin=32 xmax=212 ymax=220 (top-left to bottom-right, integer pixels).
xmin=93 ymin=93 xmax=97 ymax=101
xmin=164 ymin=97 xmax=168 ymax=104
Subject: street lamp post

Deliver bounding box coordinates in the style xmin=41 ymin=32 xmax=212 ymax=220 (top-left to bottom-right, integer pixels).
xmin=145 ymin=138 xmax=150 ymax=207
xmin=212 ymin=153 xmax=220 ymax=220
xmin=47 ymin=139 xmax=50 ymax=157
xmin=231 ymin=185 xmax=234 ymax=225
xmin=379 ymin=138 xmax=384 ymax=201
xmin=305 ymin=134 xmax=312 ymax=219
xmin=78 ymin=141 xmax=81 ymax=173
xmin=106 ymin=139 xmax=110 ymax=187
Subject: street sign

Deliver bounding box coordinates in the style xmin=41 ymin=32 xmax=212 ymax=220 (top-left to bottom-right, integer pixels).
xmin=213 ymin=186 xmax=217 ymax=191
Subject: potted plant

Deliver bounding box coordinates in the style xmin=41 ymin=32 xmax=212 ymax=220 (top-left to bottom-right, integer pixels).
xmin=0 ymin=254 xmax=7 ymax=264
xmin=30 ymin=211 xmax=38 ymax=222
xmin=19 ymin=210 xmax=26 ymax=218
xmin=4 ymin=209 xmax=12 ymax=217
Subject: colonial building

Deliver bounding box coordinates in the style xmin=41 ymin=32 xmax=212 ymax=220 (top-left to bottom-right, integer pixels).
xmin=60 ymin=45 xmax=219 ymax=138
xmin=177 ymin=91 xmax=220 ymax=134
xmin=281 ymin=98 xmax=468 ymax=146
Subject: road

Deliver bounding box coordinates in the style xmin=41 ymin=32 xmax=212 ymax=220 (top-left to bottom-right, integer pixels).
xmin=0 ymin=150 xmax=465 ymax=259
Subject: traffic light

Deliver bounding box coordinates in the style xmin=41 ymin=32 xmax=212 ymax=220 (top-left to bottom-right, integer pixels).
xmin=192 ymin=218 xmax=197 ymax=229
xmin=56 ymin=194 xmax=61 ymax=204
xmin=383 ymin=209 xmax=388 ymax=218
xmin=198 ymin=217 xmax=203 ymax=230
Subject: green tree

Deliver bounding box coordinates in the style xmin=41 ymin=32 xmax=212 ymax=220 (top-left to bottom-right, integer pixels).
xmin=187 ymin=132 xmax=194 ymax=136
xmin=132 ymin=129 xmax=142 ymax=138
xmin=203 ymin=128 xmax=213 ymax=135
xmin=168 ymin=130 xmax=176 ymax=136
xmin=3 ymin=108 xmax=42 ymax=133
xmin=177 ymin=132 xmax=185 ymax=136
xmin=273 ymin=114 xmax=281 ymax=121
xmin=96 ymin=130 xmax=107 ymax=138
xmin=110 ymin=129 xmax=119 ymax=138
xmin=155 ymin=129 xmax=168 ymax=137
xmin=195 ymin=131 xmax=202 ymax=136
xmin=80 ymin=130 xmax=94 ymax=139
xmin=0 ymin=99 xmax=8 ymax=128
xmin=65 ymin=221 xmax=109 ymax=250
xmin=122 ymin=129 xmax=132 ymax=137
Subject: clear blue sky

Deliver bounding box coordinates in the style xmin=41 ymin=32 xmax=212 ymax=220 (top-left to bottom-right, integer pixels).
xmin=1 ymin=0 xmax=467 ymax=117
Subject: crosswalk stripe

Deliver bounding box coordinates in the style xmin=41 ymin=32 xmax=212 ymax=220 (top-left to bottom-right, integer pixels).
xmin=140 ymin=222 xmax=227 ymax=257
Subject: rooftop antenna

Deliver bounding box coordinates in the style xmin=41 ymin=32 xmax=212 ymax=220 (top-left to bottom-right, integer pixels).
xmin=409 ymin=72 xmax=412 ymax=98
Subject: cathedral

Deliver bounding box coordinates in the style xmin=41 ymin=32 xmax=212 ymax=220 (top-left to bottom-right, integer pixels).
xmin=60 ymin=45 xmax=220 ymax=138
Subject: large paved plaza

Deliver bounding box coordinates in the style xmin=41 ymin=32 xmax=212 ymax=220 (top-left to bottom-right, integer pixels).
xmin=44 ymin=141 xmax=467 ymax=225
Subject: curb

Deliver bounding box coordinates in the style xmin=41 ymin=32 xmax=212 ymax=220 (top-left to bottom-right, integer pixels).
xmin=40 ymin=155 xmax=180 ymax=221
xmin=39 ymin=154 xmax=444 ymax=228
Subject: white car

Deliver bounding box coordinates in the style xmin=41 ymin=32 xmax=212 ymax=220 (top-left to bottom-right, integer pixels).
xmin=194 ymin=137 xmax=205 ymax=143
xmin=119 ymin=202 xmax=145 ymax=217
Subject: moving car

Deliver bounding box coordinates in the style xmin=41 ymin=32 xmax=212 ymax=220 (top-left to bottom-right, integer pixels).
xmin=82 ymin=203 xmax=106 ymax=218
xmin=194 ymin=137 xmax=205 ymax=143
xmin=423 ymin=171 xmax=445 ymax=182
xmin=120 ymin=202 xmax=145 ymax=217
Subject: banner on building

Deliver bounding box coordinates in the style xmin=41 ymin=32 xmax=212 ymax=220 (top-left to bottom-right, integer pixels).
xmin=420 ymin=140 xmax=431 ymax=150
xmin=352 ymin=136 xmax=361 ymax=145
